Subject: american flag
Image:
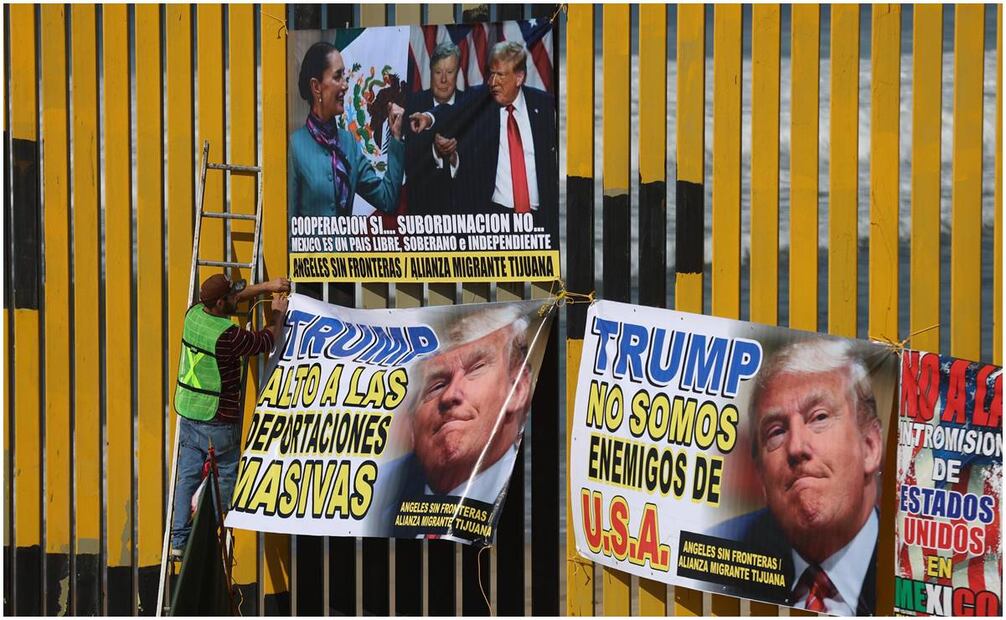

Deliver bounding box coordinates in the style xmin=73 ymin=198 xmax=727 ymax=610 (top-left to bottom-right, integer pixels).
xmin=407 ymin=18 xmax=556 ymax=96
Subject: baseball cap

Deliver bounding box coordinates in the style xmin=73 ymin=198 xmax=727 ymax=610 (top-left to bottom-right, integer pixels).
xmin=199 ymin=273 xmax=246 ymax=305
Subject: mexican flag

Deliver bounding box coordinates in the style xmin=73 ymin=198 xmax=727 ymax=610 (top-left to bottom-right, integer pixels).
xmin=335 ymin=26 xmax=410 ymax=215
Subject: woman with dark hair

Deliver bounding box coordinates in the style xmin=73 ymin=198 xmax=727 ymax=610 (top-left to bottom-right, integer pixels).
xmin=289 ymin=41 xmax=405 ymax=216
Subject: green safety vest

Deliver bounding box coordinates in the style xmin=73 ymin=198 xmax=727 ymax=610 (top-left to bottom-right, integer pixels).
xmin=174 ymin=304 xmax=236 ymax=421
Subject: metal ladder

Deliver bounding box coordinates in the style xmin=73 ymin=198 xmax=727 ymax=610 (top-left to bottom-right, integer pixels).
xmin=157 ymin=140 xmax=264 ymax=616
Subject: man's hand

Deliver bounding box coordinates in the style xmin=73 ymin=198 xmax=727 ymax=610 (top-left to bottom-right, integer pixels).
xmin=409 ymin=111 xmax=433 ymax=134
xmin=271 ymin=294 xmax=289 ymax=315
xmin=433 ymin=133 xmax=457 ymax=158
xmin=266 ymin=277 xmax=291 ymax=294
xmin=388 ymin=103 xmax=404 ymax=140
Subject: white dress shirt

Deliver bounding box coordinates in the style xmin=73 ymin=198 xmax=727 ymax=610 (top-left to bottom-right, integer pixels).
xmin=790 ymin=510 xmax=878 ymax=615
xmin=491 ymin=89 xmax=539 ymax=210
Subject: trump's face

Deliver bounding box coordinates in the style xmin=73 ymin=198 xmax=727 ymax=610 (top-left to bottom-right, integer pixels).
xmin=487 ymin=58 xmax=525 ymax=107
xmin=413 ymin=326 xmax=528 ymax=494
xmin=754 ymin=368 xmax=882 ymax=561
xmin=430 ymin=54 xmax=459 ymax=104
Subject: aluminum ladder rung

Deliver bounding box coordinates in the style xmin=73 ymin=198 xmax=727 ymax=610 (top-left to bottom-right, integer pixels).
xmin=202 ymin=211 xmax=257 ymax=221
xmin=197 ymin=259 xmax=256 ymax=269
xmin=206 ymin=162 xmax=260 ymax=173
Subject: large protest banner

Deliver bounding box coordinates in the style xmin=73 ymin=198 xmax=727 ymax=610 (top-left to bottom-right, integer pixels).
xmin=225 ymin=294 xmax=553 ymax=545
xmin=895 ymin=351 xmax=1002 ymax=616
xmin=569 ymin=301 xmax=899 ymax=615
xmin=287 ymin=19 xmax=559 ymax=283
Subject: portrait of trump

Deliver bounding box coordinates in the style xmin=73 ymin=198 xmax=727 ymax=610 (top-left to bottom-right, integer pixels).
xmin=710 ymin=338 xmax=884 ymax=615
xmin=376 ymin=303 xmax=539 ymax=537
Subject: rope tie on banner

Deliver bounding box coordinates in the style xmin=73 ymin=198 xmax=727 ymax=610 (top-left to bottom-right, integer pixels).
xmin=548 ymin=4 xmax=568 ymax=25
xmin=873 ymin=322 xmax=940 ymax=356
xmin=261 ymin=10 xmax=288 ymax=39
xmin=477 ymin=544 xmax=493 ymax=614
xmin=566 ymin=551 xmax=594 ymax=585
xmin=539 ymin=279 xmax=595 ymax=317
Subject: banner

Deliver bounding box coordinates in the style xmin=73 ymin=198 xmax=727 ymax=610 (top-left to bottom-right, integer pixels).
xmin=287 ymin=19 xmax=560 ymax=283
xmin=225 ymin=294 xmax=553 ymax=545
xmin=895 ymin=351 xmax=1002 ymax=616
xmin=569 ymin=301 xmax=898 ymax=615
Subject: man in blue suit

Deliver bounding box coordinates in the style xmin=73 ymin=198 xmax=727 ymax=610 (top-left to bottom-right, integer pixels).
xmin=409 ymin=41 xmax=558 ymax=217
xmin=405 ymin=42 xmax=470 ymax=215
xmin=709 ymin=339 xmax=883 ymax=615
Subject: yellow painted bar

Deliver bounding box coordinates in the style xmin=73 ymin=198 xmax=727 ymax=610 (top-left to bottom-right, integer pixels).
xmin=361 ymin=4 xmax=385 ymax=27
xmin=712 ymin=3 xmax=742 ymax=326
xmin=197 ymin=5 xmax=225 ymax=285
xmin=910 ymin=5 xmax=942 ymax=352
xmin=9 ymin=3 xmax=42 ymax=554
xmin=748 ymin=9 xmax=781 ymax=615
xmin=229 ymin=4 xmax=257 ymax=287
xmin=749 ymin=4 xmax=780 ymax=329
xmin=135 ymin=4 xmax=164 ymax=573
xmin=674 ymin=3 xmax=706 ymax=614
xmin=103 ymin=3 xmax=134 ymax=569
xmin=675 ymin=4 xmax=705 ymax=319
xmin=165 ymin=4 xmax=193 ymax=467
xmin=828 ymin=4 xmax=860 ymax=339
xmin=711 ymin=0 xmax=744 ymax=604
xmin=789 ymin=4 xmax=819 ymax=332
xmin=565 ymin=341 xmax=593 ymax=616
xmin=260 ymin=2 xmax=292 ymax=601
xmin=996 ymin=5 xmax=1003 ymax=365
xmin=870 ymin=6 xmax=901 ymax=615
xmin=951 ymin=5 xmax=984 ymax=362
xmin=564 ymin=6 xmax=594 ymax=616
xmin=41 ymin=4 xmax=72 ymax=566
xmin=601 ymin=6 xmax=631 ymax=612
xmin=638 ymin=3 xmax=666 ymax=185
xmin=602 ymin=4 xmax=630 ymax=197
xmin=638 ymin=5 xmax=667 ymax=614
xmin=869 ymin=4 xmax=900 ymax=344
xmin=427 ymin=4 xmax=454 ymax=25
xmin=71 ymin=2 xmax=102 ymax=564
xmin=228 ymin=4 xmax=261 ymax=592
xmin=567 ymin=4 xmax=593 ymax=181
xmin=397 ymin=5 xmax=421 ymax=25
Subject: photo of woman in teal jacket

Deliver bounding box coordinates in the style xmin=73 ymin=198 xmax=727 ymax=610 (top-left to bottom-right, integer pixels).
xmin=289 ymin=41 xmax=405 ymax=217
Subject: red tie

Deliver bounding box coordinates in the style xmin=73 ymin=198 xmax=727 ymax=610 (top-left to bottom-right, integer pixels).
xmin=798 ymin=565 xmax=837 ymax=612
xmin=506 ymin=104 xmax=531 ymax=213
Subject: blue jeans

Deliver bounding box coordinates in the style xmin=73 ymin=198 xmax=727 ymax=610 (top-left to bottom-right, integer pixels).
xmin=170 ymin=416 xmax=243 ymax=550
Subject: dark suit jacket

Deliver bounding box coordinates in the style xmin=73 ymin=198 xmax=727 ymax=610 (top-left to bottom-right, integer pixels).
xmin=430 ymin=85 xmax=558 ymax=216
xmin=404 ymin=88 xmax=471 ymax=215
xmin=708 ymin=508 xmax=877 ymax=615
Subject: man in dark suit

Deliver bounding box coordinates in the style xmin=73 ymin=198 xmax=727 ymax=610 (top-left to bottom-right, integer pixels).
xmin=709 ymin=339 xmax=883 ymax=615
xmin=404 ymin=42 xmax=469 ymax=215
xmin=409 ymin=41 xmax=558 ymax=217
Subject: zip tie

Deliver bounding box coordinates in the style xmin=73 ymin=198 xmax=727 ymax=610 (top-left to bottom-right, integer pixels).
xmin=261 ymin=10 xmax=288 ymax=39
xmin=566 ymin=552 xmax=594 ymax=585
xmin=872 ymin=322 xmax=940 ymax=356
xmin=548 ymin=4 xmax=568 ymax=25
xmin=477 ymin=544 xmax=494 ymax=615
xmin=538 ymin=278 xmax=595 ymax=317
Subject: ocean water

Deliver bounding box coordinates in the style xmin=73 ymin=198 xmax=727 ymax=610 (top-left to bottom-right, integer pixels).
xmin=555 ymin=5 xmax=998 ymax=354
xmin=547 ymin=6 xmax=999 ymax=573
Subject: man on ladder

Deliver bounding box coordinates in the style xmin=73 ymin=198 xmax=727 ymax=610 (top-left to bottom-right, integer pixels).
xmin=170 ymin=272 xmax=290 ymax=558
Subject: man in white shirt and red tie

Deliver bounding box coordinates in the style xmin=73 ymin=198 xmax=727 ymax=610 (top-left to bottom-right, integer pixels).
xmin=709 ymin=339 xmax=883 ymax=615
xmin=409 ymin=41 xmax=558 ymax=216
